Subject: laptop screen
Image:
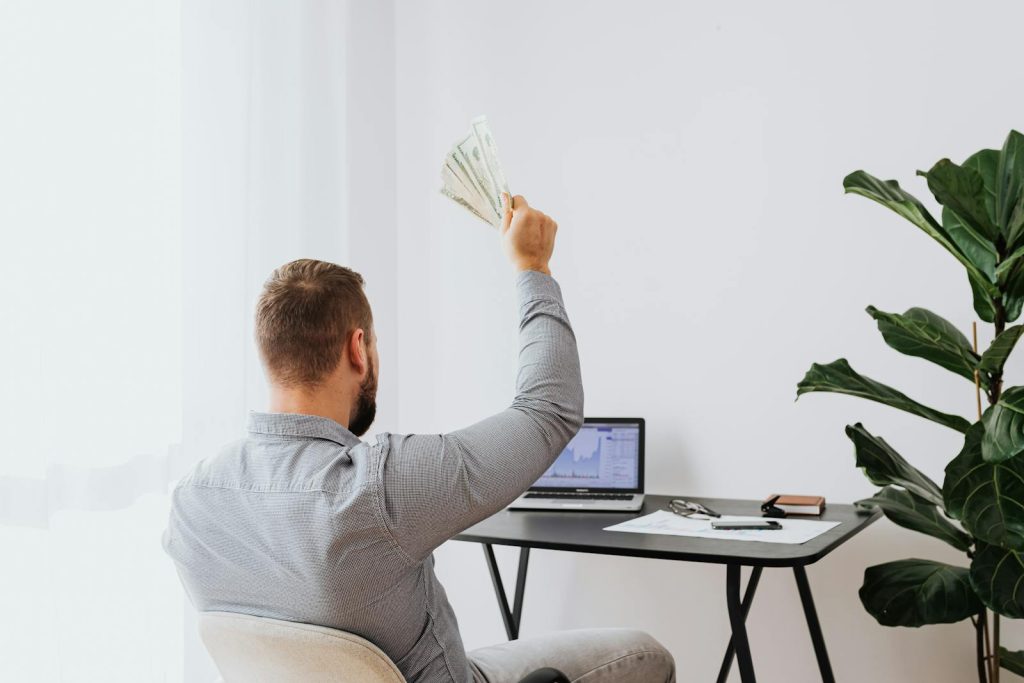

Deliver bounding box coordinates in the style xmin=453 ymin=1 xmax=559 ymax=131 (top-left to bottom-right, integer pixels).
xmin=531 ymin=419 xmax=644 ymax=492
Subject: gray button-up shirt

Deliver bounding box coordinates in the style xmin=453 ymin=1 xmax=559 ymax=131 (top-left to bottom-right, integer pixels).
xmin=163 ymin=271 xmax=583 ymax=683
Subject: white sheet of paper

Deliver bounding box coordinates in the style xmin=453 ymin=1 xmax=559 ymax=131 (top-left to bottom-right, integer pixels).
xmin=603 ymin=510 xmax=840 ymax=545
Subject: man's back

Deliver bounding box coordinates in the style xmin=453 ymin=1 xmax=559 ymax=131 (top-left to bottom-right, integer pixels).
xmin=165 ymin=267 xmax=584 ymax=683
xmin=165 ymin=414 xmax=473 ymax=681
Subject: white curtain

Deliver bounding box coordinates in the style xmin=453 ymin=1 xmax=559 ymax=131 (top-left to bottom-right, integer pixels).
xmin=1 ymin=0 xmax=396 ymax=680
xmin=0 ymin=0 xmax=184 ymax=680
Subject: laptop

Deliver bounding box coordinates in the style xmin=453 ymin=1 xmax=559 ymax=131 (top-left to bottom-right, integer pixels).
xmin=509 ymin=417 xmax=645 ymax=512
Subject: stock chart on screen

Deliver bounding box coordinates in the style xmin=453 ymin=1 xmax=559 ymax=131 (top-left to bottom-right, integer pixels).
xmin=535 ymin=421 xmax=640 ymax=489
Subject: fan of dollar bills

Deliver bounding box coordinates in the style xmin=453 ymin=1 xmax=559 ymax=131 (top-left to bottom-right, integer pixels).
xmin=440 ymin=116 xmax=510 ymax=228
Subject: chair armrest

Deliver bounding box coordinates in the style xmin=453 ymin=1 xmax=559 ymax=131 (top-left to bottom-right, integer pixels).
xmin=517 ymin=667 xmax=570 ymax=683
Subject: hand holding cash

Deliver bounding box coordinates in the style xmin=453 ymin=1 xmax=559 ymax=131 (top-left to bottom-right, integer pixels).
xmin=501 ymin=193 xmax=557 ymax=276
xmin=440 ymin=116 xmax=557 ymax=274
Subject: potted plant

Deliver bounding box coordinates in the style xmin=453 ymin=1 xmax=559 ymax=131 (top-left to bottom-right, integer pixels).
xmin=797 ymin=131 xmax=1024 ymax=682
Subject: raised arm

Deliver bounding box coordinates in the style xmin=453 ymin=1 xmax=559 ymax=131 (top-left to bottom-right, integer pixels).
xmin=380 ymin=195 xmax=584 ymax=562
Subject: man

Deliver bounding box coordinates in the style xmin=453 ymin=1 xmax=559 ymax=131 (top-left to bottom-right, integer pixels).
xmin=164 ymin=194 xmax=676 ymax=682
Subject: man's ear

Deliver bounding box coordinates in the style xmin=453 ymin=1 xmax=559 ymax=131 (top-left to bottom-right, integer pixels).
xmin=347 ymin=328 xmax=368 ymax=377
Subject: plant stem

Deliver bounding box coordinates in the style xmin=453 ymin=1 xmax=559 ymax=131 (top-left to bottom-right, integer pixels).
xmin=994 ymin=614 xmax=1001 ymax=682
xmin=974 ymin=323 xmax=984 ymax=418
xmin=988 ymin=233 xmax=1013 ymax=682
xmin=978 ymin=610 xmax=990 ymax=683
xmin=990 ymin=300 xmax=1007 ymax=405
xmin=974 ymin=318 xmax=1001 ymax=682
xmin=971 ymin=325 xmax=992 ymax=681
xmin=985 ymin=608 xmax=994 ymax=681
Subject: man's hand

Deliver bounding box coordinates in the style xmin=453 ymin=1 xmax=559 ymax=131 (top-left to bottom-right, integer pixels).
xmin=501 ymin=193 xmax=557 ymax=276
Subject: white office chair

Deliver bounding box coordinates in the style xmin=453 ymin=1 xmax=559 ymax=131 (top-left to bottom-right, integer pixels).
xmin=199 ymin=611 xmax=570 ymax=683
xmin=199 ymin=611 xmax=406 ymax=683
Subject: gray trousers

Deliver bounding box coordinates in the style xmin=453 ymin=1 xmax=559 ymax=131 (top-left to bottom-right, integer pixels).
xmin=468 ymin=629 xmax=676 ymax=683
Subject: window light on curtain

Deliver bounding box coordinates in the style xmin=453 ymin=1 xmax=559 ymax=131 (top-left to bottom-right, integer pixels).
xmin=1 ymin=0 xmax=371 ymax=677
xmin=0 ymin=1 xmax=185 ymax=680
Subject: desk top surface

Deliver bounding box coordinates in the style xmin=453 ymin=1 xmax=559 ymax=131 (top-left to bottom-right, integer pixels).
xmin=454 ymin=494 xmax=880 ymax=567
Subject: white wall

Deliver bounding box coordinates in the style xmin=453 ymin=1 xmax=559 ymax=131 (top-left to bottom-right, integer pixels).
xmin=391 ymin=1 xmax=1024 ymax=680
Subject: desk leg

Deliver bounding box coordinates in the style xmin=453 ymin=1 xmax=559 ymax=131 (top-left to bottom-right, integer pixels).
xmin=725 ymin=564 xmax=757 ymax=682
xmin=716 ymin=565 xmax=762 ymax=683
xmin=512 ymin=546 xmax=530 ymax=630
xmin=482 ymin=544 xmax=530 ymax=641
xmin=793 ymin=566 xmax=834 ymax=683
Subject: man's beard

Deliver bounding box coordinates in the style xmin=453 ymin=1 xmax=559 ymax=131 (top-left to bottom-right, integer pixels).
xmin=348 ymin=359 xmax=377 ymax=437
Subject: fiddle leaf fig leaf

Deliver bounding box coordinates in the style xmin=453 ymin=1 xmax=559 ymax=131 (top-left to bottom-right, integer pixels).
xmin=944 ymin=207 xmax=997 ymax=281
xmin=969 ymin=273 xmax=998 ymax=323
xmin=945 ymin=422 xmax=1024 ymax=549
xmin=998 ymin=130 xmax=1024 ymax=249
xmin=866 ymin=306 xmax=981 ymax=385
xmin=970 ymin=542 xmax=1024 ymax=618
xmin=1010 ymin=197 xmax=1024 ymax=254
xmin=857 ymin=487 xmax=970 ymax=551
xmin=1002 ymin=242 xmax=1024 ymax=324
xmin=856 ymin=487 xmax=970 ymax=551
xmin=797 ymin=359 xmax=972 ymax=433
xmin=962 ymin=148 xmax=1000 ymax=223
xmin=955 ymin=150 xmax=1001 ymax=300
xmin=999 ymin=648 xmax=1024 ymax=676
xmin=981 ymin=387 xmax=1024 ymax=462
xmin=860 ymin=559 xmax=981 ymax=627
xmin=1004 ymin=264 xmax=1024 ymax=324
xmin=920 ymin=159 xmax=1000 ymax=242
xmin=846 ymin=424 xmax=943 ymax=506
xmin=996 ymin=244 xmax=1024 ymax=283
xmin=844 ymin=171 xmax=999 ymax=299
xmin=978 ymin=325 xmax=1024 ymax=376
xmin=942 ymin=149 xmax=999 ymax=278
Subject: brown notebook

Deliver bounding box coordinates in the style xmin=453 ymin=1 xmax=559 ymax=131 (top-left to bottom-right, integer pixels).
xmin=767 ymin=494 xmax=826 ymax=516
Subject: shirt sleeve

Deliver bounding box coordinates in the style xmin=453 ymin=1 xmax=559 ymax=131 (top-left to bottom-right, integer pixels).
xmin=378 ymin=270 xmax=584 ymax=562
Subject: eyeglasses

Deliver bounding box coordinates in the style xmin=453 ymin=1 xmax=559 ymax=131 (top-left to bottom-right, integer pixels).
xmin=667 ymin=499 xmax=721 ymax=519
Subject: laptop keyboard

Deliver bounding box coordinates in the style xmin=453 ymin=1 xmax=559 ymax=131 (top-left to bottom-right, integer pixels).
xmin=523 ymin=492 xmax=634 ymax=501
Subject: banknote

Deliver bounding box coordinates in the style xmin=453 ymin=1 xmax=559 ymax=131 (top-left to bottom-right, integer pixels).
xmin=455 ymin=133 xmax=501 ymax=216
xmin=440 ymin=116 xmax=509 ymax=228
xmin=451 ymin=143 xmax=496 ymax=218
xmin=441 ymin=187 xmax=491 ymax=225
xmin=441 ymin=163 xmax=493 ymax=225
xmin=471 ymin=116 xmax=509 ymax=198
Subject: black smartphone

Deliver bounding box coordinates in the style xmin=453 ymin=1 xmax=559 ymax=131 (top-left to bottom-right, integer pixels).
xmin=711 ymin=520 xmax=782 ymax=531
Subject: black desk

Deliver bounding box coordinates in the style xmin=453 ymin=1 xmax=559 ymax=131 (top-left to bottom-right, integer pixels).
xmin=454 ymin=495 xmax=879 ymax=683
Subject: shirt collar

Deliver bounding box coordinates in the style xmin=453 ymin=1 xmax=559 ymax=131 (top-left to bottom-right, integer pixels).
xmin=247 ymin=411 xmax=362 ymax=448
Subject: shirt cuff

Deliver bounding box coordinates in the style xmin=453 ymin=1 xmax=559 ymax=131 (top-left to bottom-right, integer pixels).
xmin=515 ymin=269 xmax=564 ymax=306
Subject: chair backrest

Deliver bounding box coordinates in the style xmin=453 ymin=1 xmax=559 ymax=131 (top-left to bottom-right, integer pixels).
xmin=199 ymin=611 xmax=406 ymax=683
